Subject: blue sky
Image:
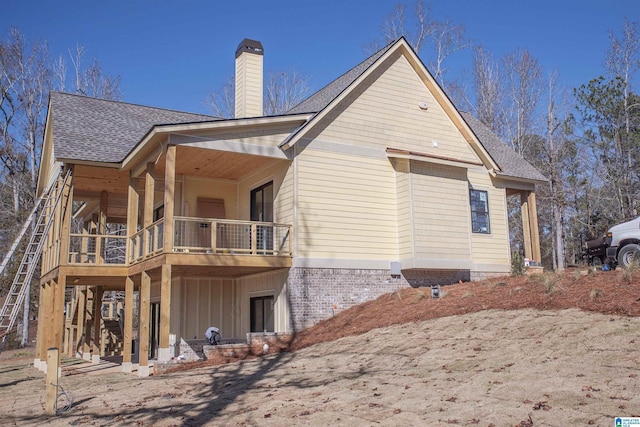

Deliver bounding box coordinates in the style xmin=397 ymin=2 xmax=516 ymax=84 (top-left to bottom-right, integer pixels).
xmin=1 ymin=0 xmax=635 ymax=114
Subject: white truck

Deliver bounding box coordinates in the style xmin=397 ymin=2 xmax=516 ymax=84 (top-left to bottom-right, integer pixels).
xmin=586 ymin=216 xmax=640 ymax=269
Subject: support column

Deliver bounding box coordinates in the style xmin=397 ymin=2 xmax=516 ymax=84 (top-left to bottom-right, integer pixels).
xmin=520 ymin=191 xmax=533 ymax=261
xmin=122 ymin=276 xmax=134 ymax=372
xmin=42 ymin=281 xmax=55 ymax=371
xmin=73 ymin=286 xmax=86 ymax=358
xmin=126 ymin=175 xmax=140 ymax=263
xmin=144 ymin=163 xmax=155 ymax=257
xmin=34 ymin=282 xmax=47 ymax=368
xmin=527 ymin=191 xmax=542 ymax=264
xmin=52 ymin=275 xmax=66 ymax=367
xmin=163 ymin=145 xmax=176 ymax=253
xmin=138 ymin=271 xmax=151 ymax=377
xmin=91 ymin=286 xmax=103 ymax=363
xmin=82 ymin=287 xmax=92 ymax=360
xmin=59 ymin=171 xmax=73 ymax=267
xmin=35 ymin=282 xmax=50 ymax=371
xmin=158 ymin=264 xmax=172 ymax=361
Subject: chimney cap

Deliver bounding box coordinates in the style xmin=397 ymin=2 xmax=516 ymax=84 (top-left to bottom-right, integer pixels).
xmin=235 ymin=39 xmax=264 ymax=58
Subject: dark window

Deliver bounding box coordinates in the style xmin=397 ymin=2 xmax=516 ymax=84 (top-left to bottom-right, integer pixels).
xmin=250 ymin=296 xmax=274 ymax=333
xmin=153 ymin=205 xmax=164 ymax=222
xmin=250 ymin=181 xmax=273 ymax=222
xmin=470 ymin=189 xmax=490 ymax=234
xmin=251 ymin=182 xmax=274 ymax=253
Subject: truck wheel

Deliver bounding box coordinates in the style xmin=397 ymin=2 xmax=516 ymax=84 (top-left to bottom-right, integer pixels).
xmin=617 ymin=244 xmax=640 ymax=269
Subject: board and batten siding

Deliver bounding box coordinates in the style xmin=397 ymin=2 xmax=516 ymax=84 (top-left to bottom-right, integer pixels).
xmin=174 ymin=277 xmax=235 ymax=340
xmin=296 ymin=148 xmax=398 ymax=260
xmin=409 ymin=162 xmax=471 ymax=261
xmin=169 ymin=270 xmax=290 ymax=342
xmin=236 ymin=270 xmax=290 ymax=335
xmin=467 ymin=169 xmax=510 ymax=267
xmin=313 ymin=50 xmax=481 ymax=164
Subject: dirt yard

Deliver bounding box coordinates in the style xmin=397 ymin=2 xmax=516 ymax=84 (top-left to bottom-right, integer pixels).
xmin=2 ymin=268 xmax=640 ymax=426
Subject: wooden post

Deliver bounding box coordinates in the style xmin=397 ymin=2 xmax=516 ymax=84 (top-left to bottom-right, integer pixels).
xmin=52 ymin=276 xmax=66 ymax=367
xmin=35 ymin=282 xmax=50 ymax=371
xmin=42 ymin=280 xmax=55 ymax=362
xmin=59 ymin=171 xmax=73 ymax=266
xmin=122 ymin=276 xmax=134 ymax=372
xmin=164 ymin=145 xmax=176 ymax=253
xmin=520 ymin=191 xmax=533 ymax=261
xmin=138 ymin=271 xmax=151 ymax=377
xmin=82 ymin=288 xmax=93 ymax=360
xmin=158 ymin=264 xmax=172 ymax=361
xmin=127 ymin=175 xmax=140 ymax=263
xmin=251 ymin=224 xmax=257 ymax=254
xmin=98 ymin=191 xmax=108 ymax=235
xmin=144 ymin=163 xmax=155 ymax=257
xmin=45 ymin=348 xmax=59 ymax=416
xmin=34 ymin=282 xmax=46 ymax=368
xmin=74 ymin=286 xmax=86 ymax=358
xmin=527 ymin=191 xmax=542 ymax=264
xmin=91 ymin=286 xmax=103 ymax=363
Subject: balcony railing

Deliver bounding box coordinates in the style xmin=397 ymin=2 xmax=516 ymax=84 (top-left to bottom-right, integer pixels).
xmin=68 ymin=232 xmax=128 ymax=265
xmin=129 ymin=218 xmax=164 ymax=263
xmin=173 ymin=217 xmax=291 ymax=256
xmin=126 ymin=217 xmax=291 ymax=264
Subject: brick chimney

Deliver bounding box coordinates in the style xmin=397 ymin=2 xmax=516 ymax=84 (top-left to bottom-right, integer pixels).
xmin=235 ymin=39 xmax=263 ymax=118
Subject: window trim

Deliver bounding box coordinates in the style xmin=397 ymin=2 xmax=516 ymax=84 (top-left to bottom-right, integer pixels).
xmin=469 ymin=189 xmax=491 ymax=234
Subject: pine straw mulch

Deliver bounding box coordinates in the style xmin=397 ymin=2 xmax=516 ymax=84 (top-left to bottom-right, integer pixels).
xmin=165 ymin=267 xmax=640 ymax=373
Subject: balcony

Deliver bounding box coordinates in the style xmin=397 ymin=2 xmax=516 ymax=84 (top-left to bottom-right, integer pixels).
xmin=125 ymin=217 xmax=292 ymax=264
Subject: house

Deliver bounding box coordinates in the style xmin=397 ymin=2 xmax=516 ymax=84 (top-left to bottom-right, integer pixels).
xmin=33 ymin=38 xmax=546 ymax=376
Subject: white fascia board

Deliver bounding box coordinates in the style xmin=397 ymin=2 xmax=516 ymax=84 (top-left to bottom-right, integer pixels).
xmin=122 ymin=114 xmax=310 ymax=170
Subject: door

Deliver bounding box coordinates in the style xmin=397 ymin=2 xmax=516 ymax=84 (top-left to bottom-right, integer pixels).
xmin=250 ymin=182 xmax=273 ymax=253
xmin=250 ymin=295 xmax=274 ymax=333
xmin=195 ymin=198 xmax=226 ymax=250
xmin=149 ymin=303 xmax=160 ymax=360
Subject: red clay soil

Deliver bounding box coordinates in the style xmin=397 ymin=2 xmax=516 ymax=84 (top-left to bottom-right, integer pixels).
xmin=168 ymin=268 xmax=640 ymax=372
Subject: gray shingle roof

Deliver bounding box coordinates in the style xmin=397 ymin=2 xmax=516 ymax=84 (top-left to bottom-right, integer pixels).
xmin=460 ymin=112 xmax=547 ymax=182
xmin=51 ymin=92 xmax=218 ymax=163
xmin=286 ymin=42 xmax=395 ymax=115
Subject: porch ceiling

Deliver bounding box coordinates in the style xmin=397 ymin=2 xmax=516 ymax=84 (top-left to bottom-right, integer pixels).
xmin=155 ymin=145 xmax=285 ymax=180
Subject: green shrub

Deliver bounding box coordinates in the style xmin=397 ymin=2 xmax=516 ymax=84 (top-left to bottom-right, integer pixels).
xmin=511 ymin=252 xmax=526 ymax=276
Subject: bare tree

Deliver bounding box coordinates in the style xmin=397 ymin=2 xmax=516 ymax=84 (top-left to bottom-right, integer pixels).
xmin=471 ymin=46 xmax=504 ymax=135
xmin=264 ymin=70 xmax=311 ymax=116
xmin=67 ymin=43 xmax=123 ymax=100
xmin=203 ymin=75 xmax=235 ymax=119
xmin=367 ymin=1 xmax=469 ymax=88
xmin=428 ymin=18 xmax=470 ymax=86
xmin=502 ymin=49 xmax=543 ymax=156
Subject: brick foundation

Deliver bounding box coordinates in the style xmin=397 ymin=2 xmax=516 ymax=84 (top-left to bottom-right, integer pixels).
xmin=287 ymin=267 xmax=473 ymax=330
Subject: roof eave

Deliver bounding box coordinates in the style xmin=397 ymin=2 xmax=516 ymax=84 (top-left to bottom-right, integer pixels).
xmin=121 ymin=113 xmax=312 ymax=171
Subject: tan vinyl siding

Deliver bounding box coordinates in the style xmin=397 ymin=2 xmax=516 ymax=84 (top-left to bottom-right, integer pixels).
xmin=297 ymin=148 xmax=397 ymax=259
xmin=313 ymin=51 xmax=480 ymax=164
xmin=410 ymin=162 xmax=470 ymax=260
xmin=468 ymin=170 xmax=510 ymax=266
xmin=393 ymin=158 xmax=413 ymax=260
